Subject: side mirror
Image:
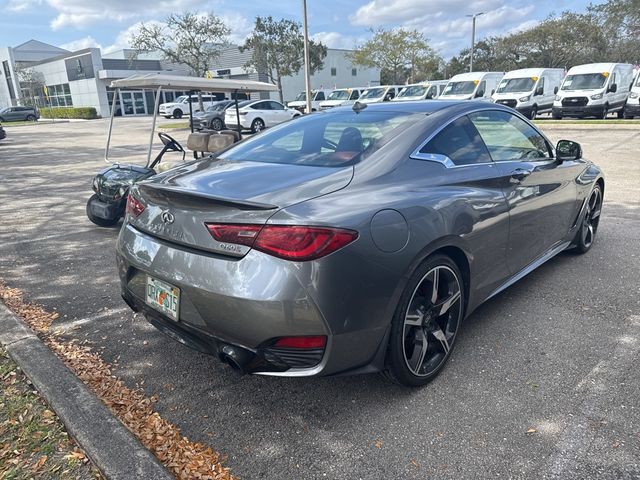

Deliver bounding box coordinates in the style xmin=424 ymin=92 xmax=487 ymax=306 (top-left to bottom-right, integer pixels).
xmin=554 ymin=86 xmax=559 ymax=94
xmin=556 ymin=140 xmax=582 ymax=161
xmin=491 ymin=89 xmax=495 ymax=95
xmin=425 ymin=92 xmax=434 ymax=99
xmin=535 ymin=87 xmax=544 ymax=96
xmin=475 ymin=90 xmax=485 ymax=98
xmin=608 ymin=83 xmax=617 ymax=93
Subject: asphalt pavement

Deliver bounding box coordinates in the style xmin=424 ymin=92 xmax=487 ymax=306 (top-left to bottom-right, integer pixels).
xmin=0 ymin=118 xmax=638 ymax=479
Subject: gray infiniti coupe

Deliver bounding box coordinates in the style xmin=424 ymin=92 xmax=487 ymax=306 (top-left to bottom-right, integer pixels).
xmin=116 ymin=101 xmax=604 ymax=386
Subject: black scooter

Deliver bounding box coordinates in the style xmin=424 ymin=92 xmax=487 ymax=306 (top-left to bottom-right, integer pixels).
xmin=86 ymin=132 xmax=184 ymax=227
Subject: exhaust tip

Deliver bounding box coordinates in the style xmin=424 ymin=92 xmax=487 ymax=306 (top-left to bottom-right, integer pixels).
xmin=219 ymin=344 xmax=254 ymax=374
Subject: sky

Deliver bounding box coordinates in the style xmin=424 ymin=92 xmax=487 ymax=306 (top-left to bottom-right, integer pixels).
xmin=1 ymin=0 xmax=593 ymax=59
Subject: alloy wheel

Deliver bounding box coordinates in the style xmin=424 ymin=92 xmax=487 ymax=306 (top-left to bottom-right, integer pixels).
xmin=402 ymin=265 xmax=463 ymax=377
xmin=211 ymin=118 xmax=223 ymax=130
xmin=581 ymin=187 xmax=602 ymax=249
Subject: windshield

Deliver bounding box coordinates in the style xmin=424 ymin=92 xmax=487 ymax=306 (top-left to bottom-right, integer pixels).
xmin=294 ymin=92 xmax=307 ymax=102
xmin=220 ymin=111 xmax=420 ymax=167
xmin=562 ymin=73 xmax=607 ymax=91
xmin=399 ymin=85 xmax=427 ymax=98
xmin=360 ymin=87 xmax=386 ymax=100
xmin=174 ymin=96 xmax=188 ymax=103
xmin=327 ymin=90 xmax=351 ymax=101
xmin=496 ymin=77 xmax=536 ymax=93
xmin=441 ymin=81 xmax=477 ymax=96
xmin=635 ymin=74 xmax=640 ymax=87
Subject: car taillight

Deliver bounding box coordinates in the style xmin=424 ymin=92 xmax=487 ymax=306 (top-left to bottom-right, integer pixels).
xmin=126 ymin=194 xmax=145 ymax=217
xmin=205 ymin=224 xmax=358 ymax=261
xmin=273 ymin=336 xmax=327 ymax=349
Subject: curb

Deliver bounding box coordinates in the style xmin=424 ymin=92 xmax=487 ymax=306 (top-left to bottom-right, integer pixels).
xmin=0 ymin=302 xmax=173 ymax=480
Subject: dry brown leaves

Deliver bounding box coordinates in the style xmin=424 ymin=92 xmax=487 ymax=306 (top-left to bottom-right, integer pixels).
xmin=0 ymin=281 xmax=237 ymax=480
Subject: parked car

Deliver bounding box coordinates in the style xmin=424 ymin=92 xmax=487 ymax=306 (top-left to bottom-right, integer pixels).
xmin=117 ymin=100 xmax=604 ymax=387
xmin=159 ymin=93 xmax=228 ymax=119
xmin=0 ymin=106 xmax=39 ymax=122
xmin=191 ymin=100 xmax=235 ymax=131
xmin=318 ymin=88 xmax=364 ymax=110
xmin=553 ymin=63 xmax=634 ymax=119
xmin=357 ymin=85 xmax=403 ymax=103
xmin=223 ymin=99 xmax=300 ymax=133
xmin=0 ymin=123 xmax=6 ymax=140
xmin=492 ymin=68 xmax=565 ymax=119
xmin=440 ymin=72 xmax=504 ymax=101
xmin=287 ymin=89 xmax=333 ymax=112
xmin=393 ymin=81 xmax=448 ymax=102
xmin=623 ymin=71 xmax=640 ymax=118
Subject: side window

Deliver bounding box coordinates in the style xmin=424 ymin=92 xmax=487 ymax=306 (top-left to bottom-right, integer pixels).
xmin=252 ymin=102 xmax=268 ymax=110
xmin=537 ymin=77 xmax=545 ymax=94
xmin=476 ymin=80 xmax=486 ymax=97
xmin=315 ymin=91 xmax=325 ymax=101
xmin=350 ymin=90 xmax=360 ymax=100
xmin=419 ymin=116 xmax=492 ymax=166
xmin=269 ymin=101 xmax=284 ymax=110
xmin=469 ymin=110 xmax=551 ymax=161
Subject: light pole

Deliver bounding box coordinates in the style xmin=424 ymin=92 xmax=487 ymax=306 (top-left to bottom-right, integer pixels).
xmin=466 ymin=12 xmax=484 ymax=72
xmin=302 ymin=0 xmax=312 ymax=114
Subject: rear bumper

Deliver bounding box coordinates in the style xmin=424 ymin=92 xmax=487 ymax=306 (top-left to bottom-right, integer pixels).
xmin=116 ymin=223 xmax=387 ymax=376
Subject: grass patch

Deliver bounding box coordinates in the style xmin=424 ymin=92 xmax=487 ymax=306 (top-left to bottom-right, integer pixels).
xmin=159 ymin=122 xmax=189 ymax=129
xmin=0 ymin=347 xmax=101 ymax=479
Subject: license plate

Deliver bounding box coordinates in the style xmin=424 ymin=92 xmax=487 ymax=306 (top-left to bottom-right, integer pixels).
xmin=145 ymin=276 xmax=180 ymax=321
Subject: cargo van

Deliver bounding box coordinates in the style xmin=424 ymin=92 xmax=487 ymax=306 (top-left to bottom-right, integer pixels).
xmin=492 ymin=68 xmax=564 ymax=119
xmin=318 ymin=88 xmax=364 ymax=110
xmin=392 ymin=80 xmax=449 ymax=101
xmin=357 ymin=85 xmax=403 ymax=103
xmin=440 ymin=72 xmax=504 ymax=101
xmin=287 ymin=89 xmax=333 ymax=113
xmin=623 ymin=71 xmax=640 ymax=119
xmin=553 ymin=63 xmax=634 ymax=119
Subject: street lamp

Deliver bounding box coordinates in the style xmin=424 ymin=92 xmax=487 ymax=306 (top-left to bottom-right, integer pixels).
xmin=302 ymin=0 xmax=312 ymax=114
xmin=466 ymin=12 xmax=484 ymax=72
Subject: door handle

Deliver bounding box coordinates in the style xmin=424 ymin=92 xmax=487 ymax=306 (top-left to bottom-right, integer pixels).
xmin=510 ymin=168 xmax=532 ymax=181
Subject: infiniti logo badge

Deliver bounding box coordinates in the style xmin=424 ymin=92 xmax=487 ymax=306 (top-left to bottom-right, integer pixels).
xmin=161 ymin=211 xmax=175 ymax=224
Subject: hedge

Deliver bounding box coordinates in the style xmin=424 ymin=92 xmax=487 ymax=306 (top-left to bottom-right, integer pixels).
xmin=39 ymin=107 xmax=98 ymax=120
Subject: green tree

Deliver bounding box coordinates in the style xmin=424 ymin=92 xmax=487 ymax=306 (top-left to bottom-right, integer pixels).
xmin=241 ymin=16 xmax=327 ymax=103
xmin=350 ymin=28 xmax=442 ymax=84
xmin=130 ymin=12 xmax=230 ymax=109
xmin=590 ymin=0 xmax=640 ymax=63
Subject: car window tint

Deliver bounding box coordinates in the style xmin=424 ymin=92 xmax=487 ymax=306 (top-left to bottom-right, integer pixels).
xmin=350 ymin=90 xmax=360 ymax=100
xmin=315 ymin=92 xmax=325 ymax=101
xmin=419 ymin=116 xmax=492 ymax=166
xmin=269 ymin=101 xmax=284 ymax=110
xmin=469 ymin=110 xmax=550 ymax=161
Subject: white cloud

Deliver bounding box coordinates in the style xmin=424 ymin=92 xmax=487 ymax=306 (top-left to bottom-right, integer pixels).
xmin=59 ymin=36 xmax=102 ymax=51
xmin=312 ymin=31 xmax=363 ymax=50
xmin=7 ymin=0 xmax=41 ymax=12
xmin=348 ymin=0 xmax=539 ymax=57
xmin=219 ymin=12 xmax=253 ymax=45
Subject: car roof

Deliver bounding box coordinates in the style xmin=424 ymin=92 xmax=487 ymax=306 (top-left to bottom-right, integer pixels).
xmin=329 ymin=99 xmax=467 ymax=114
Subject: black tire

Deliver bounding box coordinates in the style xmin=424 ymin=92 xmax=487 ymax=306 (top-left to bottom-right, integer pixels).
xmin=572 ymin=184 xmax=602 ymax=254
xmin=86 ymin=194 xmax=120 ymax=227
xmin=173 ymin=109 xmax=183 ymax=119
xmin=552 ymin=112 xmax=562 ymax=120
xmin=383 ymin=253 xmax=466 ymax=387
xmin=616 ymin=109 xmax=624 ymax=119
xmin=529 ymin=106 xmax=537 ymax=120
xmin=251 ymin=118 xmax=265 ymax=133
xmin=164 ymin=115 xmax=172 ymax=119
xmin=26 ymin=114 xmax=36 ymax=121
xmin=600 ymin=105 xmax=609 ymax=119
xmin=211 ymin=118 xmax=224 ymax=130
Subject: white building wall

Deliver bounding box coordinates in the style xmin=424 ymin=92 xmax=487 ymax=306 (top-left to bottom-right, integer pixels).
xmin=0 ymin=47 xmax=20 ymax=108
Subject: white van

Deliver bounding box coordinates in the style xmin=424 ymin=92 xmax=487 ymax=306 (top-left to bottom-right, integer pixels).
xmin=392 ymin=80 xmax=449 ymax=101
xmin=159 ymin=93 xmax=227 ymax=119
xmin=357 ymin=85 xmax=403 ymax=103
xmin=623 ymin=71 xmax=640 ymax=119
xmin=553 ymin=63 xmax=635 ymax=119
xmin=287 ymin=89 xmax=333 ymax=113
xmin=440 ymin=72 xmax=504 ymax=101
xmin=492 ymin=68 xmax=564 ymax=119
xmin=318 ymin=88 xmax=364 ymax=110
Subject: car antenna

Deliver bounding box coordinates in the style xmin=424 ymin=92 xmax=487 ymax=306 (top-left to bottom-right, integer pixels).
xmin=352 ymin=101 xmax=367 ymax=113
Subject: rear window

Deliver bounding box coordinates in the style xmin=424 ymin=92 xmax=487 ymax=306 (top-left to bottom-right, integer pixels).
xmin=220 ymin=111 xmax=420 ymax=167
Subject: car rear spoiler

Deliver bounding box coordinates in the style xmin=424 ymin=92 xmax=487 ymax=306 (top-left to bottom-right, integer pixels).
xmin=138 ymin=184 xmax=278 ymax=211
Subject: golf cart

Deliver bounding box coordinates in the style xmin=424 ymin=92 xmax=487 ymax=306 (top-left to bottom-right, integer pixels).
xmin=86 ymin=74 xmax=277 ymax=227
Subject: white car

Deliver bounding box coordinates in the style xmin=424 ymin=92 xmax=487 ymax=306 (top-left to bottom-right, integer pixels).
xmin=318 ymin=88 xmax=364 ymax=110
xmin=224 ymin=99 xmax=300 ymax=133
xmin=357 ymin=85 xmax=403 ymax=104
xmin=159 ymin=94 xmax=227 ymax=119
xmin=287 ymin=89 xmax=333 ymax=113
xmin=392 ymin=81 xmax=449 ymax=102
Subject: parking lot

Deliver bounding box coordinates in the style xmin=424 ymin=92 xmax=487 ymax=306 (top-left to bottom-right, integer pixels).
xmin=0 ymin=118 xmax=639 ymax=479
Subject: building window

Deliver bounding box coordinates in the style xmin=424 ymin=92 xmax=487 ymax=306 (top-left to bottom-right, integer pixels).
xmin=331 ymin=67 xmax=337 ymax=76
xmin=352 ymin=68 xmax=357 ymax=76
xmin=44 ymin=83 xmax=73 ymax=107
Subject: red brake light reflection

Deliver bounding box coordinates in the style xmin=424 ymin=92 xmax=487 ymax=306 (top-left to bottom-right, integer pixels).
xmin=126 ymin=194 xmax=145 ymax=217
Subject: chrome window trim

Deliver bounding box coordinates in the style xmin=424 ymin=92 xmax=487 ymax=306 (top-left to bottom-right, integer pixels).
xmin=410 ymin=106 xmax=556 ymax=168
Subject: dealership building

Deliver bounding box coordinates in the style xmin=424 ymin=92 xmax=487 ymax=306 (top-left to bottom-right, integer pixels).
xmin=0 ymin=39 xmax=380 ymax=117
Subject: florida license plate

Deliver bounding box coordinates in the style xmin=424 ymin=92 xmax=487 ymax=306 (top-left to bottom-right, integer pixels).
xmin=145 ymin=276 xmax=180 ymax=321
